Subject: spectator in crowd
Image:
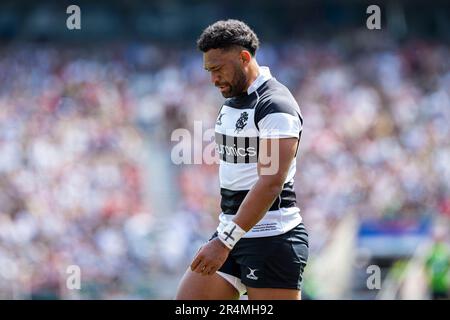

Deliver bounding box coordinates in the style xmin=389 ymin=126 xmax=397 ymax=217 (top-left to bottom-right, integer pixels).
xmin=425 ymin=232 xmax=450 ymax=299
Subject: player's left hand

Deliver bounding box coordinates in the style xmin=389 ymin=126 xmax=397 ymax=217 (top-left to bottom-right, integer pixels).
xmin=190 ymin=238 xmax=231 ymax=276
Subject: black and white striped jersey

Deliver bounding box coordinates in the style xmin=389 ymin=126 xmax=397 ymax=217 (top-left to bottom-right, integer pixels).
xmin=215 ymin=67 xmax=304 ymax=238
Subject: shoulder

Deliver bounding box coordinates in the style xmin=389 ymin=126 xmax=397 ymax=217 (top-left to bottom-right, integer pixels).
xmin=255 ymin=78 xmax=302 ymax=124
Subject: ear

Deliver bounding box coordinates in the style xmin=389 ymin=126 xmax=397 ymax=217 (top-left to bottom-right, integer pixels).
xmin=240 ymin=50 xmax=252 ymax=66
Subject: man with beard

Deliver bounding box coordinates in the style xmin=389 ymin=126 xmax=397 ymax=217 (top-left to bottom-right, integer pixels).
xmin=176 ymin=19 xmax=308 ymax=300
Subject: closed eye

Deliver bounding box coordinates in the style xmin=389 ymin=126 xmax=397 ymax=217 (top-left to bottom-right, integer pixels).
xmin=205 ymin=65 xmax=222 ymax=72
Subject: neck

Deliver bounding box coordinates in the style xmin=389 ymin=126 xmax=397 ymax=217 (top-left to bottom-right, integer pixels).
xmin=244 ymin=60 xmax=260 ymax=93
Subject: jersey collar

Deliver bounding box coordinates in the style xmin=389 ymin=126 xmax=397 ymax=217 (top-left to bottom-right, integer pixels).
xmin=246 ymin=66 xmax=272 ymax=95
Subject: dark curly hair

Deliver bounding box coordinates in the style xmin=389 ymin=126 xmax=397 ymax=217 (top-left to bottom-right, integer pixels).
xmin=197 ymin=19 xmax=260 ymax=56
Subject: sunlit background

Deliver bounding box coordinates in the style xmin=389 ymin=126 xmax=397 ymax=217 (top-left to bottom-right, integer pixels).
xmin=0 ymin=0 xmax=449 ymax=299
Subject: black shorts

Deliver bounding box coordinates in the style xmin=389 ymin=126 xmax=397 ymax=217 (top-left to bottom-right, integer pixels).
xmin=210 ymin=222 xmax=309 ymax=293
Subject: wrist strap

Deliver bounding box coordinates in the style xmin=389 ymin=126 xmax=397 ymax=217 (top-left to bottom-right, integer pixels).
xmin=218 ymin=221 xmax=246 ymax=250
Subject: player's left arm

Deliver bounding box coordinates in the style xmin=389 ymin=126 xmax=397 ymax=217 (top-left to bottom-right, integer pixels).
xmin=232 ymin=137 xmax=298 ymax=231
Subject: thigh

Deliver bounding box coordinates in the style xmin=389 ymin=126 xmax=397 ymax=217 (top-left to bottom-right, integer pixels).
xmin=237 ymin=223 xmax=309 ymax=293
xmin=247 ymin=287 xmax=301 ymax=300
xmin=175 ymin=268 xmax=240 ymax=300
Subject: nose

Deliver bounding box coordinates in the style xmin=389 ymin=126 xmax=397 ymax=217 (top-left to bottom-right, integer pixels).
xmin=210 ymin=71 xmax=220 ymax=85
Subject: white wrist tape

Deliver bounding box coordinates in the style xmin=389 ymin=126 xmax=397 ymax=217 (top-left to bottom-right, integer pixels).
xmin=218 ymin=221 xmax=246 ymax=250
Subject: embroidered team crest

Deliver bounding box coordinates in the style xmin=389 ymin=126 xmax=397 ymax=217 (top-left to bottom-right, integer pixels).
xmin=216 ymin=112 xmax=225 ymax=125
xmin=234 ymin=112 xmax=248 ymax=133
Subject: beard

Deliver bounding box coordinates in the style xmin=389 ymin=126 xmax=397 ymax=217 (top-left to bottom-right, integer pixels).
xmin=219 ymin=67 xmax=248 ymax=98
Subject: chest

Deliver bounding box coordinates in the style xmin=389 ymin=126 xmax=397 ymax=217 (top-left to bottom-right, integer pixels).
xmin=214 ymin=105 xmax=258 ymax=137
xmin=214 ymin=105 xmax=259 ymax=163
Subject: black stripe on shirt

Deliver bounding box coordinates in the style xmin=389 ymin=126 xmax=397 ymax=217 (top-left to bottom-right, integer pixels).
xmin=215 ymin=132 xmax=259 ymax=164
xmin=220 ymin=181 xmax=297 ymax=215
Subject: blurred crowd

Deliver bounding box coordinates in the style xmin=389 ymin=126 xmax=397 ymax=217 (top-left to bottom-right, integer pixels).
xmin=0 ymin=31 xmax=449 ymax=299
xmin=0 ymin=44 xmax=153 ymax=298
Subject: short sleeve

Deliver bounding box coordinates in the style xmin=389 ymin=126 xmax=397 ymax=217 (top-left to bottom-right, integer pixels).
xmin=255 ymin=95 xmax=303 ymax=139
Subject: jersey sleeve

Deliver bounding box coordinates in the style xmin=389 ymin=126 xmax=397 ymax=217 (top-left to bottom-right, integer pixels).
xmin=255 ymin=94 xmax=303 ymax=139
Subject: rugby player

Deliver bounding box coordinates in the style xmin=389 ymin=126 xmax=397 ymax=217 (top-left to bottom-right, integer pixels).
xmin=176 ymin=19 xmax=308 ymax=300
